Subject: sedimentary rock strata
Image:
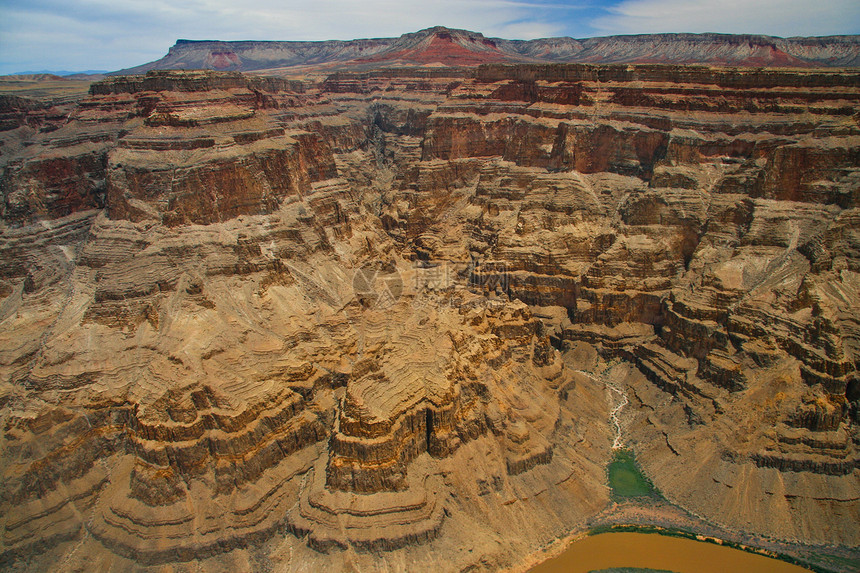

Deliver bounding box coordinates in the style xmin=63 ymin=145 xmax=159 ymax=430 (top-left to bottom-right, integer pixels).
xmin=0 ymin=63 xmax=858 ymax=570
xmin=115 ymin=27 xmax=860 ymax=75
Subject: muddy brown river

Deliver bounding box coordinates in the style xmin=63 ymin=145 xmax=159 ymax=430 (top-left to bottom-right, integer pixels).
xmin=529 ymin=531 xmax=810 ymax=572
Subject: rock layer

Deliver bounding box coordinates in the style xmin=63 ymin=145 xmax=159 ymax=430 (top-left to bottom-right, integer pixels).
xmin=0 ymin=64 xmax=859 ymax=570
xmin=114 ymin=28 xmax=860 ymax=75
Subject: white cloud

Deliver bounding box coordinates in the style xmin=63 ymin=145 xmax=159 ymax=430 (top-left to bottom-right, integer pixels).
xmin=592 ymin=0 xmax=860 ymax=37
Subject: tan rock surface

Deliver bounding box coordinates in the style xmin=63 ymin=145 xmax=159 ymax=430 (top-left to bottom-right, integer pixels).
xmin=0 ymin=65 xmax=858 ymax=570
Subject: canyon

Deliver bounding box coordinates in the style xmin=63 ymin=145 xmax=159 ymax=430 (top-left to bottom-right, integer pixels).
xmin=0 ymin=28 xmax=859 ymax=572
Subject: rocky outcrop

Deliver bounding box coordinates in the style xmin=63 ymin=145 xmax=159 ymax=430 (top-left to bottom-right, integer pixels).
xmin=89 ymin=70 xmax=303 ymax=95
xmin=0 ymin=63 xmax=859 ymax=571
xmin=327 ymin=62 xmax=860 ymax=549
xmin=113 ymin=28 xmax=860 ymax=76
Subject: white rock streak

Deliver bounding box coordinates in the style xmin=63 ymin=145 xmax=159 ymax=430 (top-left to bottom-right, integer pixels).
xmin=575 ymin=368 xmax=628 ymax=450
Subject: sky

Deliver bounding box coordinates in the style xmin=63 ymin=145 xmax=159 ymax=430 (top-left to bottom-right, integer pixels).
xmin=1 ymin=0 xmax=858 ymax=74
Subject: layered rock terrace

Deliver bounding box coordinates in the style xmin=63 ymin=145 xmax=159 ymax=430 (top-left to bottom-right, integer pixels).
xmin=0 ymin=63 xmax=858 ymax=570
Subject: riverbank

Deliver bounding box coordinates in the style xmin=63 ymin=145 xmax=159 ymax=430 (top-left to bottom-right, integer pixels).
xmin=520 ymin=357 xmax=860 ymax=573
xmin=515 ymin=496 xmax=860 ymax=573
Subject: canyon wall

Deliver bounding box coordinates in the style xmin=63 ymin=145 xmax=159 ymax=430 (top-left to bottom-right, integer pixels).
xmin=114 ymin=27 xmax=860 ymax=76
xmin=0 ymin=64 xmax=858 ymax=570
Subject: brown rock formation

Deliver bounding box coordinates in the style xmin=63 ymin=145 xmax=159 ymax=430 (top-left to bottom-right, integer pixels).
xmin=113 ymin=28 xmax=860 ymax=76
xmin=0 ymin=63 xmax=859 ymax=570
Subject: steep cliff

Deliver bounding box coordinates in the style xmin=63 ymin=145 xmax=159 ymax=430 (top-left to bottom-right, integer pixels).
xmin=113 ymin=27 xmax=860 ymax=76
xmin=0 ymin=65 xmax=858 ymax=571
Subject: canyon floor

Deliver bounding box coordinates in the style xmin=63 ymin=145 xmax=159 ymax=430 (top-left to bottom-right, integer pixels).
xmin=0 ymin=59 xmax=858 ymax=572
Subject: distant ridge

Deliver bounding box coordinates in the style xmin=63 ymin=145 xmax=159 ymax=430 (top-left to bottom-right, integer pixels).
xmin=12 ymin=69 xmax=109 ymax=77
xmin=112 ymin=27 xmax=860 ymax=76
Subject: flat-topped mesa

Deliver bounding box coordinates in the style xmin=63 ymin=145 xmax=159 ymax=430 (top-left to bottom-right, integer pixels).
xmin=0 ymin=70 xmax=329 ymax=228
xmin=475 ymin=63 xmax=860 ymax=88
xmin=106 ymin=130 xmax=338 ymax=226
xmin=116 ymin=37 xmax=396 ymax=75
xmin=89 ymin=70 xmax=336 ymax=226
xmin=114 ymin=29 xmax=860 ymax=75
xmin=90 ymin=69 xmax=304 ymax=95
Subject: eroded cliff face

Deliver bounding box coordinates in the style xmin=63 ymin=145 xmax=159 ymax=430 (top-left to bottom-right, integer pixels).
xmin=0 ymin=66 xmax=858 ymax=570
xmin=114 ymin=28 xmax=860 ymax=76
